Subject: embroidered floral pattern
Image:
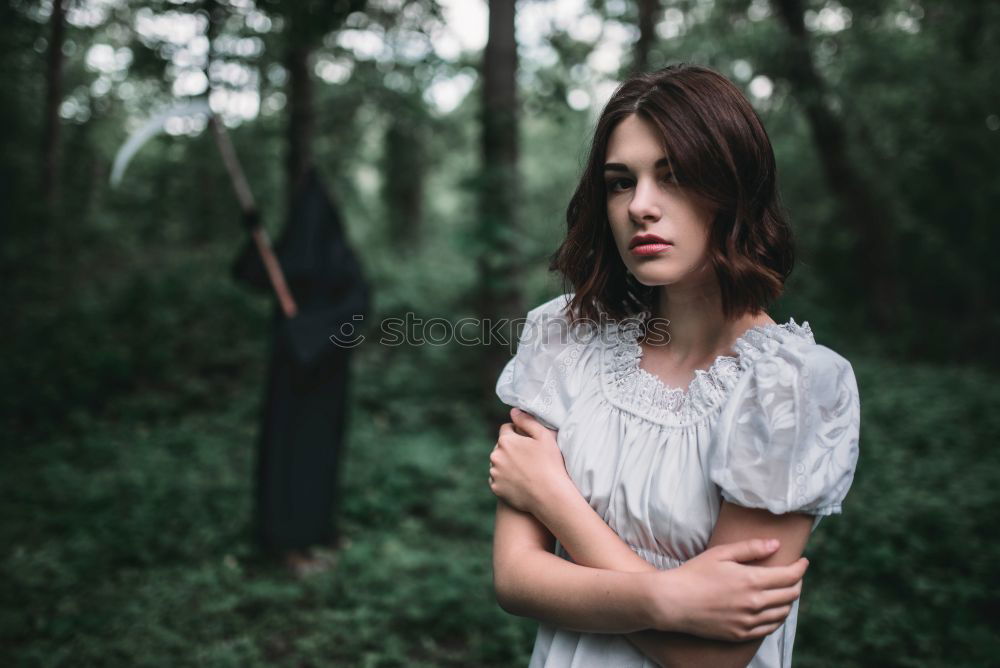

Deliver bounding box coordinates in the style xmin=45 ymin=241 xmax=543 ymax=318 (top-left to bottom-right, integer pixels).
xmin=713 ymin=337 xmax=861 ymax=516
xmin=495 ymin=294 xmax=592 ymax=431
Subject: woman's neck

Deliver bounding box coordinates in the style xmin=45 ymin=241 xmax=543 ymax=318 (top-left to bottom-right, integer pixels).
xmin=648 ymin=282 xmax=773 ymax=362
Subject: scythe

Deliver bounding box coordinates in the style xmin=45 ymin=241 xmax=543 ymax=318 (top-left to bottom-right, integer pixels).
xmin=110 ymin=99 xmax=298 ymax=318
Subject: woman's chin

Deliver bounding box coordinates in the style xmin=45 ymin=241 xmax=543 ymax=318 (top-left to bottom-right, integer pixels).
xmin=630 ymin=270 xmax=687 ymax=287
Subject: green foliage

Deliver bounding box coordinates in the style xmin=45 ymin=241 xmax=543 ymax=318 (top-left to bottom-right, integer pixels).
xmin=3 ymin=253 xmax=999 ymax=665
xmin=3 ymin=0 xmax=998 ymax=665
xmin=1 ymin=245 xmax=535 ymax=665
xmin=796 ymin=360 xmax=1000 ymax=666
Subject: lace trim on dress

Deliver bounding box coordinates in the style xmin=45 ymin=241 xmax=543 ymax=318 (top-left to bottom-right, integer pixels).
xmin=600 ymin=310 xmax=815 ymax=427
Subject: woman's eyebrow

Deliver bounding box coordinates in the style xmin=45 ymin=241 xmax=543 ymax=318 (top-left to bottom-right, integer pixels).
xmin=603 ymin=157 xmax=671 ymax=172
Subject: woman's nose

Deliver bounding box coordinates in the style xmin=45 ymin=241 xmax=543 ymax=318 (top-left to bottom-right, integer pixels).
xmin=628 ymin=177 xmax=661 ymax=222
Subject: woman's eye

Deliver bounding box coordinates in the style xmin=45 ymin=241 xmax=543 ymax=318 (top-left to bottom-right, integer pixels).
xmin=606 ymin=174 xmax=676 ymax=193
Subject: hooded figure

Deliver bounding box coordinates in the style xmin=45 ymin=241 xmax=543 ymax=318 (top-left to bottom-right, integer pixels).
xmin=232 ymin=167 xmax=371 ymax=557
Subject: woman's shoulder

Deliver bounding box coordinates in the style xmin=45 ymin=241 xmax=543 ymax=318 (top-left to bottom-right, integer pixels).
xmin=712 ymin=318 xmax=861 ymax=518
xmin=521 ymin=292 xmax=580 ymax=337
xmin=524 ymin=292 xmax=575 ymax=319
xmin=727 ymin=318 xmax=861 ymax=431
xmin=518 ymin=292 xmax=594 ymax=351
xmin=734 ymin=318 xmax=855 ymax=379
xmin=496 ymin=292 xmax=589 ymax=431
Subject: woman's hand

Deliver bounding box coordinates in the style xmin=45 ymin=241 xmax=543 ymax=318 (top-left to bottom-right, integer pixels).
xmin=642 ymin=539 xmax=809 ymax=642
xmin=489 ymin=407 xmax=572 ymax=514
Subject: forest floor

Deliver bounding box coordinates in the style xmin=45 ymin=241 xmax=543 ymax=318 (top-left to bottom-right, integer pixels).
xmin=4 ymin=317 xmax=999 ymax=666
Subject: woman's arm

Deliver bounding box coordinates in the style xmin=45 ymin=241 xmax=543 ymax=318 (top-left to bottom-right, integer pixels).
xmin=626 ymin=503 xmax=813 ymax=668
xmin=493 ymin=498 xmax=665 ymax=633
xmin=527 ymin=472 xmax=660 ymax=573
xmin=531 ymin=472 xmax=808 ymax=640
xmin=493 ymin=468 xmax=812 ymax=648
xmin=491 ymin=408 xmax=811 ymax=666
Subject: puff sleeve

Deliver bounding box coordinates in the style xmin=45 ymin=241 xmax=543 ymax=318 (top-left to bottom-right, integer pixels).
xmin=494 ymin=292 xmax=580 ymax=431
xmin=709 ymin=342 xmax=861 ymax=522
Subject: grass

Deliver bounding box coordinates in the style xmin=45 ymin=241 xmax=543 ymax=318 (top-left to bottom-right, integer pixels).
xmin=2 ymin=372 xmax=535 ymax=667
xmin=3 ymin=243 xmax=998 ymax=666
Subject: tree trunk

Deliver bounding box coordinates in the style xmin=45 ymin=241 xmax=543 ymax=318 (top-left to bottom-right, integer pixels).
xmin=277 ymin=0 xmax=364 ymax=215
xmin=478 ymin=0 xmax=522 ymax=420
xmin=41 ymin=0 xmax=66 ymax=210
xmin=633 ymin=0 xmax=661 ymax=74
xmin=285 ymin=43 xmax=315 ymax=215
xmin=771 ymin=0 xmax=901 ymax=332
xmin=381 ymin=92 xmax=424 ymax=243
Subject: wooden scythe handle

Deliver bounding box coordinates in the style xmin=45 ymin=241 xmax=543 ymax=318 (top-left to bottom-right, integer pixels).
xmin=250 ymin=226 xmax=297 ymax=318
xmin=208 ymin=115 xmax=298 ymax=318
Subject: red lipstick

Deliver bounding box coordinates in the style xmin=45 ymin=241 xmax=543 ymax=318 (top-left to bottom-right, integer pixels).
xmin=629 ymin=234 xmax=673 ymax=256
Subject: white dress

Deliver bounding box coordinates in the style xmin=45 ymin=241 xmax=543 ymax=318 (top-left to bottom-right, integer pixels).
xmin=494 ymin=293 xmax=861 ymax=668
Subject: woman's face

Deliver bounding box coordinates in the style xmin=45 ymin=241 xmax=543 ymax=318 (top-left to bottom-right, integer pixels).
xmin=604 ymin=114 xmax=718 ymax=291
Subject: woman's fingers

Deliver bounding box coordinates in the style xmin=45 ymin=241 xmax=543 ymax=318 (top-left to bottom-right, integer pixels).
xmin=498 ymin=421 xmax=531 ymax=442
xmin=753 ymin=603 xmax=793 ymax=626
xmin=744 ymin=620 xmax=784 ymax=640
xmin=757 ymin=582 xmax=802 ymax=610
xmin=710 ymin=538 xmax=781 ymax=564
xmin=509 ymin=407 xmax=544 ymax=438
xmin=756 ymin=557 xmax=809 ymax=590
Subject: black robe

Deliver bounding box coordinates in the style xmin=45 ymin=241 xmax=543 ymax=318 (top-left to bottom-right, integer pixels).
xmin=232 ymin=168 xmax=371 ymax=552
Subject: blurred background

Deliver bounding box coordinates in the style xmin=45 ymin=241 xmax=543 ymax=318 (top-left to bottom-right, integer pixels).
xmin=2 ymin=0 xmax=999 ymax=665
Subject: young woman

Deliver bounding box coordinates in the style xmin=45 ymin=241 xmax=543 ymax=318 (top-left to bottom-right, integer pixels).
xmin=489 ymin=64 xmax=861 ymax=668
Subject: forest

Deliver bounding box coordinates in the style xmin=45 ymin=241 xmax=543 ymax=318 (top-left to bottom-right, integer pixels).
xmin=2 ymin=0 xmax=999 ymax=665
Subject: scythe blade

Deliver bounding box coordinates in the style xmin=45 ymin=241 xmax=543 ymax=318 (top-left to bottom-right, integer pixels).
xmin=108 ymin=98 xmax=298 ymax=318
xmin=109 ymin=99 xmax=211 ymax=187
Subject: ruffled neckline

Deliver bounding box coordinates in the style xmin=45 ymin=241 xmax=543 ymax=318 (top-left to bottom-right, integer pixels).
xmin=600 ymin=311 xmax=815 ymax=427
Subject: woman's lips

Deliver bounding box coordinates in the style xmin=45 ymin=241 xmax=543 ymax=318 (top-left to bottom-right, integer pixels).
xmin=631 ymin=242 xmax=673 ymax=256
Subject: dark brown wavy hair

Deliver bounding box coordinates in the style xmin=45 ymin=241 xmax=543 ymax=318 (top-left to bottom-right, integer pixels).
xmin=550 ymin=63 xmax=794 ymax=324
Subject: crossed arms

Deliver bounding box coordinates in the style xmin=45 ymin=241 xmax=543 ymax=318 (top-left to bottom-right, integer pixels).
xmin=490 ymin=408 xmax=813 ymax=668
